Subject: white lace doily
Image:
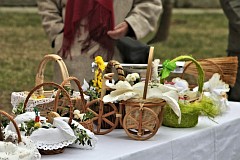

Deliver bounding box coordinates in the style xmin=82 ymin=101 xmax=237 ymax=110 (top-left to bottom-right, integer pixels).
xmin=7 ymin=112 xmax=76 ymax=151
xmin=11 ymin=91 xmax=55 ymax=112
xmin=11 ymin=91 xmax=90 ymax=112
xmin=0 ymin=130 xmax=41 ymax=160
xmin=7 ymin=112 xmax=97 ymax=150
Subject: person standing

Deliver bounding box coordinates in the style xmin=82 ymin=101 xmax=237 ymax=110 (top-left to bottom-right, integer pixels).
xmin=220 ymin=0 xmax=240 ymax=101
xmin=37 ymin=0 xmax=162 ymax=85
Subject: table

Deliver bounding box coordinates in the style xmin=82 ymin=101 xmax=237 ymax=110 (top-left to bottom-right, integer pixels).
xmin=42 ymin=101 xmax=240 ymax=160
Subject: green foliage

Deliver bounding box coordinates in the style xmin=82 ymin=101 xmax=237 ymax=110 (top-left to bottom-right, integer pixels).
xmin=19 ymin=119 xmax=36 ymax=136
xmin=179 ymin=96 xmax=220 ymax=117
xmin=12 ymin=102 xmax=24 ymax=115
xmin=82 ymin=112 xmax=94 ymax=122
xmin=70 ymin=123 xmax=92 ymax=146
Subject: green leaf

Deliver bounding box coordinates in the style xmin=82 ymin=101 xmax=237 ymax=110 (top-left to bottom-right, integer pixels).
xmin=160 ymin=59 xmax=177 ymax=80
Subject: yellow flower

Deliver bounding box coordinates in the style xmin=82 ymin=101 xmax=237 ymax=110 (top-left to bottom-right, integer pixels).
xmin=93 ymin=56 xmax=106 ymax=91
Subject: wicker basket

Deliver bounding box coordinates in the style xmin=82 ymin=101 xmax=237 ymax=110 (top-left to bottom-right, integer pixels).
xmin=55 ymin=76 xmax=93 ymax=132
xmin=162 ymin=56 xmax=205 ymax=128
xmin=13 ymin=54 xmax=85 ymax=117
xmin=0 ymin=110 xmax=22 ymax=144
xmin=0 ymin=110 xmax=41 ymax=159
xmin=121 ymin=47 xmax=166 ymax=140
xmin=80 ymin=119 xmax=94 ymax=132
xmin=91 ymin=60 xmax=125 ymax=129
xmin=181 ymin=59 xmax=224 ymax=89
xmin=23 ymin=82 xmax=73 ymax=154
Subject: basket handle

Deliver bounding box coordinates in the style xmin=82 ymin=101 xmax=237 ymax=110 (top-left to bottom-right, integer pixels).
xmin=23 ymin=82 xmax=73 ymax=125
xmin=143 ymin=47 xmax=154 ymax=99
xmin=0 ymin=110 xmax=22 ymax=143
xmin=170 ymin=56 xmax=205 ymax=94
xmin=182 ymin=59 xmax=224 ymax=80
xmin=105 ymin=60 xmax=125 ymax=81
xmin=54 ymin=77 xmax=86 ymax=112
xmin=35 ymin=54 xmax=70 ymax=95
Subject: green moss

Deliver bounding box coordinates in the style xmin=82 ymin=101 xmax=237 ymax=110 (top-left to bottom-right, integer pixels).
xmin=163 ymin=96 xmax=220 ymax=128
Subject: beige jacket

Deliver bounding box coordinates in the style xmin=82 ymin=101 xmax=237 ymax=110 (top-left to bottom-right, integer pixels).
xmin=37 ymin=0 xmax=162 ymax=84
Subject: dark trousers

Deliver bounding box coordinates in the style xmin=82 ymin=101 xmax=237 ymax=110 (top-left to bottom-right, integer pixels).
xmin=227 ymin=52 xmax=240 ymax=102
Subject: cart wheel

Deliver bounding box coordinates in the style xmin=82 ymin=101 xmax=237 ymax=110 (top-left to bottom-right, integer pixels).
xmin=123 ymin=107 xmax=159 ymax=140
xmin=86 ymin=99 xmax=119 ymax=135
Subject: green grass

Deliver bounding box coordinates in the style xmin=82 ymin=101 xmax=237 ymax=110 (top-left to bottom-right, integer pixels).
xmin=0 ymin=10 xmax=228 ymax=113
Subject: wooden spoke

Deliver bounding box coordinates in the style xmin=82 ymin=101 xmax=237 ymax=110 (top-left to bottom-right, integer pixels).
xmin=102 ymin=110 xmax=116 ymax=118
xmin=128 ymin=115 xmax=139 ymax=124
xmin=86 ymin=108 xmax=98 ymax=117
xmin=142 ymin=125 xmax=155 ymax=133
xmin=102 ymin=117 xmax=115 ymax=127
xmin=126 ymin=124 xmax=138 ymax=130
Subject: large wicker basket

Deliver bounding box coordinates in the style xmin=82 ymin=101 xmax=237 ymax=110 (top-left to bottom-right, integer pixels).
xmin=12 ymin=54 xmax=85 ymax=117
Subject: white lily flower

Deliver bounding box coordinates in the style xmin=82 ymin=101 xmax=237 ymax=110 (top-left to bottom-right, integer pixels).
xmin=103 ymin=81 xmax=181 ymax=122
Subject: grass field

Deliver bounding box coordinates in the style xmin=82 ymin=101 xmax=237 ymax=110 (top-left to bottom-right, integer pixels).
xmin=0 ymin=8 xmax=229 ymax=113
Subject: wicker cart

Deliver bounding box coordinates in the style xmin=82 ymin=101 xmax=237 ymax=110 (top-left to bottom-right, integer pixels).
xmin=86 ymin=47 xmax=167 ymax=140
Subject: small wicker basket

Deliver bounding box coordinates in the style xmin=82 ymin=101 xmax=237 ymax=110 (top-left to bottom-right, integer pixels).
xmin=55 ymin=76 xmax=94 ymax=132
xmin=121 ymin=47 xmax=166 ymax=140
xmin=0 ymin=110 xmax=41 ymax=159
xmin=23 ymin=82 xmax=73 ymax=155
xmin=162 ymin=56 xmax=205 ymax=128
xmin=91 ymin=60 xmax=126 ymax=129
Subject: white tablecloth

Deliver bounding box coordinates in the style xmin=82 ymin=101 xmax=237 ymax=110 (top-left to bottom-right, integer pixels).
xmin=42 ymin=102 xmax=240 ymax=160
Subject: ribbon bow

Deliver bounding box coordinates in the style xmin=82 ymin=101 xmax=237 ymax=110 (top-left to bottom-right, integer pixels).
xmin=160 ymin=59 xmax=177 ymax=80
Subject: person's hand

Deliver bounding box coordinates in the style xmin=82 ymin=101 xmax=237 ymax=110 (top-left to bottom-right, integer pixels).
xmin=107 ymin=21 xmax=129 ymax=40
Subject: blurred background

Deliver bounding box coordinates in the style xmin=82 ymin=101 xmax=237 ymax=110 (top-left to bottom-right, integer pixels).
xmin=0 ymin=0 xmax=228 ymax=113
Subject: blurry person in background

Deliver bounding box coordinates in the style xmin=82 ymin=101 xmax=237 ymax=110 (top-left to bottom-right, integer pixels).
xmin=220 ymin=0 xmax=240 ymax=101
xmin=37 ymin=0 xmax=162 ymax=85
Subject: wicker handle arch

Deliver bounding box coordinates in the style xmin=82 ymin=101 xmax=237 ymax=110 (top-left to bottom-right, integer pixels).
xmin=169 ymin=56 xmax=205 ymax=94
xmin=105 ymin=60 xmax=125 ymax=81
xmin=182 ymin=59 xmax=224 ymax=82
xmin=23 ymin=82 xmax=73 ymax=125
xmin=35 ymin=54 xmax=70 ymax=95
xmin=54 ymin=76 xmax=86 ymax=112
xmin=0 ymin=110 xmax=22 ymax=143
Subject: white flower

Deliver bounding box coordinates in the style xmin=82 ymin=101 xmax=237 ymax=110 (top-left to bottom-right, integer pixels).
xmin=73 ymin=110 xmax=80 ymax=115
xmin=132 ymin=73 xmax=140 ymax=79
xmin=73 ymin=110 xmax=82 ymax=120
xmin=172 ymin=77 xmax=189 ymax=92
xmin=126 ymin=73 xmax=140 ymax=82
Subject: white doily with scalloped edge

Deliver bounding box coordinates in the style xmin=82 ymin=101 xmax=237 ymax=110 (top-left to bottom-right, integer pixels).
xmin=0 ymin=130 xmax=41 ymax=160
xmin=11 ymin=91 xmax=90 ymax=112
xmin=6 ymin=112 xmax=76 ymax=151
xmin=11 ymin=91 xmax=55 ymax=112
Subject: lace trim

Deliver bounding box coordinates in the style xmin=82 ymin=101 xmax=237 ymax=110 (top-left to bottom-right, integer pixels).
xmin=35 ymin=140 xmax=75 ymax=150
